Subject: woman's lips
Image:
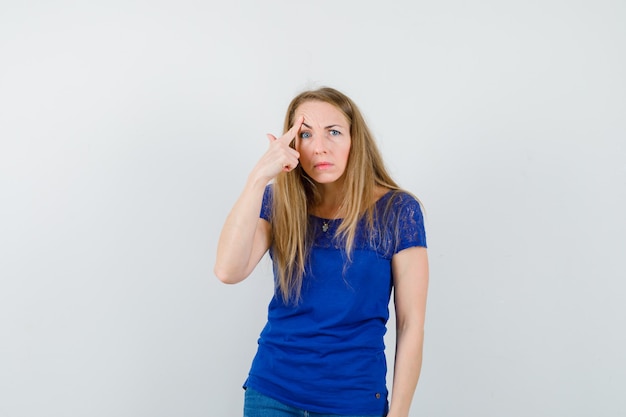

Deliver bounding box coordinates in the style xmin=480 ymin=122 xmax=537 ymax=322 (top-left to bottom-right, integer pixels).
xmin=314 ymin=162 xmax=333 ymax=170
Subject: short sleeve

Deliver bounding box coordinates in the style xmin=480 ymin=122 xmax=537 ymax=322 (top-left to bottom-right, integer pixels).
xmin=260 ymin=185 xmax=273 ymax=222
xmin=394 ymin=193 xmax=427 ymax=253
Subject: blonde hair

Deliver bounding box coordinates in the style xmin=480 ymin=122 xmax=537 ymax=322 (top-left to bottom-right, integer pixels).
xmin=272 ymin=87 xmax=401 ymax=303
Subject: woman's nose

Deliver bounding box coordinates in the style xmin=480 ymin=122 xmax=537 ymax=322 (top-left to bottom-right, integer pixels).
xmin=312 ymin=134 xmax=328 ymax=154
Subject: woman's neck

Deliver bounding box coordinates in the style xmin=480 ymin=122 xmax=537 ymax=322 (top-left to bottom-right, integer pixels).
xmin=313 ymin=184 xmax=390 ymax=218
xmin=313 ymin=182 xmax=345 ymax=219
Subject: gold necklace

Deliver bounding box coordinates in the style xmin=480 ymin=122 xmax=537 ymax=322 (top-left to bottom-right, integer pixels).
xmin=316 ymin=205 xmax=340 ymax=233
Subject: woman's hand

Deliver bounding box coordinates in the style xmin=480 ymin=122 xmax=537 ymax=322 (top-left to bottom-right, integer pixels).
xmin=251 ymin=116 xmax=304 ymax=183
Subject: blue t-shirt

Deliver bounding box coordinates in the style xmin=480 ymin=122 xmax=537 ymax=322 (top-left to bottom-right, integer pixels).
xmin=244 ymin=186 xmax=427 ymax=415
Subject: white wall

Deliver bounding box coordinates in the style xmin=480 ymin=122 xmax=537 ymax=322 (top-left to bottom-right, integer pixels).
xmin=1 ymin=1 xmax=624 ymax=416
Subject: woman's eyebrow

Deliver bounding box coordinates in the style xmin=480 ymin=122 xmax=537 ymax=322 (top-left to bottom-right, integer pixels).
xmin=300 ymin=123 xmax=345 ymax=129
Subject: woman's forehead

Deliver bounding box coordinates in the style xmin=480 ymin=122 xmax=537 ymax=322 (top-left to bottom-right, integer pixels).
xmin=294 ymin=101 xmax=349 ymax=126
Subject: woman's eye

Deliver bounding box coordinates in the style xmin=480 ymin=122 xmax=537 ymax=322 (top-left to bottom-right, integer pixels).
xmin=329 ymin=129 xmax=341 ymax=136
xmin=300 ymin=131 xmax=311 ymax=139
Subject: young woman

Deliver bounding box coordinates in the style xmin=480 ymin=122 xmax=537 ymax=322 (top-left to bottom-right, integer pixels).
xmin=215 ymin=87 xmax=429 ymax=417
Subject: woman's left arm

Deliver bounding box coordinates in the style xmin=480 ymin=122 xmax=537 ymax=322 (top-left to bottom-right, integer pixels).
xmin=387 ymin=246 xmax=429 ymax=417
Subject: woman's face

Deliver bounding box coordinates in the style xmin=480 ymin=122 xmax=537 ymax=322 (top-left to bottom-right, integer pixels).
xmin=294 ymin=100 xmax=351 ymax=186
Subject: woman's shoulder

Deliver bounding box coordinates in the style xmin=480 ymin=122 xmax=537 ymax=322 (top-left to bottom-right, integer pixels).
xmin=260 ymin=184 xmax=274 ymax=221
xmin=375 ymin=187 xmax=421 ymax=211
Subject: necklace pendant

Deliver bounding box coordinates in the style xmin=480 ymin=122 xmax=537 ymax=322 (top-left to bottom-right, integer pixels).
xmin=322 ymin=222 xmax=329 ymax=232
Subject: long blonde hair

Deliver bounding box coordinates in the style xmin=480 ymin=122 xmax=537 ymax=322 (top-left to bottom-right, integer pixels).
xmin=272 ymin=87 xmax=400 ymax=303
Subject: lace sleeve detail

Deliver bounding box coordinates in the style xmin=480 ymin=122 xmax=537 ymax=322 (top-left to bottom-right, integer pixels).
xmin=394 ymin=193 xmax=427 ymax=253
xmin=260 ymin=185 xmax=273 ymax=222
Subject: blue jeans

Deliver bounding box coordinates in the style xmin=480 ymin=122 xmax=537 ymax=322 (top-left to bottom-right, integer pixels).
xmin=243 ymin=387 xmax=386 ymax=417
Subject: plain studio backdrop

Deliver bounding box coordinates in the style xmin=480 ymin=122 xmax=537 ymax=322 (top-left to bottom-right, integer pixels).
xmin=1 ymin=1 xmax=625 ymax=416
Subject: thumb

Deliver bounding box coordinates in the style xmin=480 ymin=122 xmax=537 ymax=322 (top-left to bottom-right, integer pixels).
xmin=266 ymin=133 xmax=277 ymax=143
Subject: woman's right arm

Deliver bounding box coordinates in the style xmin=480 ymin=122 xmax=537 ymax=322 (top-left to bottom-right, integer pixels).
xmin=213 ymin=117 xmax=303 ymax=284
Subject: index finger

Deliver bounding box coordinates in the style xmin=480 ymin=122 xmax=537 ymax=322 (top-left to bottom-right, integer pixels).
xmin=278 ymin=115 xmax=304 ymax=144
